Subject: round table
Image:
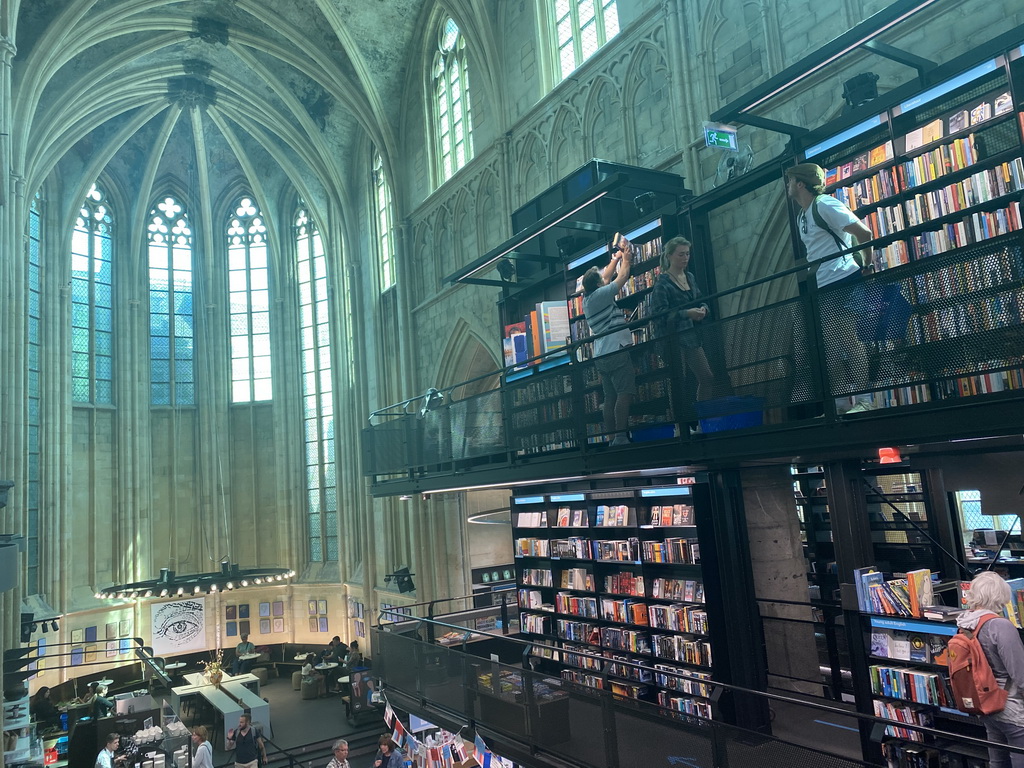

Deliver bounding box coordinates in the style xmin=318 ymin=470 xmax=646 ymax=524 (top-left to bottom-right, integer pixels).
xmin=164 ymin=662 xmax=186 ymax=671
xmin=314 ymin=662 xmax=338 ymax=671
xmin=96 ymin=678 xmax=114 ymax=687
xmin=239 ymin=653 xmax=260 ymax=661
xmin=293 ymin=653 xmax=310 ymax=661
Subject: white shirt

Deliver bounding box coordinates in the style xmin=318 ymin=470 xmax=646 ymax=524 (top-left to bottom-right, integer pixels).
xmin=798 ymin=194 xmax=861 ymax=287
xmin=192 ymin=741 xmax=214 ymax=768
xmin=95 ymin=748 xmax=115 ymax=768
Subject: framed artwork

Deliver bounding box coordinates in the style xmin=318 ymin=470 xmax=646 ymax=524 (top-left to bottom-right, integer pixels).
xmin=355 ymin=619 xmax=365 ymax=639
xmin=308 ymin=600 xmax=317 ymax=616
xmin=272 ymin=601 xmax=284 ymax=617
xmin=119 ymin=638 xmax=131 ymax=654
xmin=258 ymin=602 xmax=270 ymax=618
xmin=272 ymin=618 xmax=284 ymax=633
xmin=226 ymin=605 xmax=237 ymax=620
xmin=70 ymin=647 xmax=84 ymax=666
xmin=226 ymin=621 xmax=238 ymax=637
xmin=151 ymin=598 xmax=206 ymax=656
xmin=37 ymin=638 xmax=46 ymax=657
xmin=85 ymin=645 xmax=97 ymax=663
xmin=318 ymin=616 xmax=328 ymax=633
xmin=105 ymin=622 xmax=117 ymax=640
xmin=317 ymin=600 xmax=328 ymax=615
xmin=240 ymin=620 xmax=250 ymax=636
xmin=238 ymin=604 xmax=250 ymax=619
xmin=119 ymin=619 xmax=131 ymax=636
xmin=259 ymin=618 xmax=271 ymax=634
xmin=71 ymin=628 xmax=84 ymax=644
xmin=84 ymin=626 xmax=97 ymax=642
xmin=309 ymin=617 xmax=318 ymax=632
xmin=106 ymin=641 xmax=118 ymax=659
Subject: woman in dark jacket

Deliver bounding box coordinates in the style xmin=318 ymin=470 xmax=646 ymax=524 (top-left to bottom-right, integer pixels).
xmin=649 ymin=236 xmax=715 ymax=404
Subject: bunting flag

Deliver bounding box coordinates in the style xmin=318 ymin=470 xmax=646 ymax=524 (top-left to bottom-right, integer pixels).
xmin=384 ymin=702 xmax=396 ymax=727
xmin=405 ymin=732 xmax=419 ymax=756
xmin=451 ymin=739 xmax=468 ymax=762
xmin=376 ymin=693 xmax=472 ymax=768
xmin=392 ymin=718 xmax=407 ymax=747
xmin=473 ymin=734 xmax=492 ymax=768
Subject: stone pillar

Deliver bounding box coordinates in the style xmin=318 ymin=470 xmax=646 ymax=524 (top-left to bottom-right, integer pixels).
xmin=742 ymin=465 xmax=822 ymax=695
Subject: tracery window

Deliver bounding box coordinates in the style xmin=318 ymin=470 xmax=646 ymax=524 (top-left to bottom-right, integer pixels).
xmin=433 ymin=17 xmax=474 ymax=181
xmin=227 ymin=197 xmax=272 ymax=403
xmin=71 ymin=183 xmax=114 ymax=404
xmin=373 ymin=152 xmax=396 ymax=291
xmin=148 ymin=196 xmax=195 ymax=405
xmin=555 ymin=0 xmax=619 ymax=80
xmin=295 ymin=208 xmax=338 ymax=562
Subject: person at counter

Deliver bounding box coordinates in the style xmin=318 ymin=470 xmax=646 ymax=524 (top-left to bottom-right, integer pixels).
xmin=227 ymin=713 xmax=266 ymax=768
xmin=83 ymin=682 xmax=114 ymax=718
xmin=232 ymin=633 xmax=257 ymax=675
xmin=30 ymin=686 xmax=60 ymax=731
xmin=191 ymin=726 xmax=214 ymax=768
xmin=94 ymin=733 xmax=126 ymax=768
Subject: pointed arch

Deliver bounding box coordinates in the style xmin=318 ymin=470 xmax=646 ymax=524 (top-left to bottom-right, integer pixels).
xmin=433 ymin=317 xmax=500 ymax=396
xmin=624 ymin=43 xmax=674 ymax=165
xmin=515 ymin=131 xmax=548 ymax=206
xmin=549 ymin=106 xmax=585 ymax=182
xmin=582 ymin=76 xmax=624 ymax=161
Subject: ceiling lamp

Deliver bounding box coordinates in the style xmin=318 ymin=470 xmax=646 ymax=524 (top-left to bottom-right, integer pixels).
xmin=94 ymin=563 xmax=296 ymax=600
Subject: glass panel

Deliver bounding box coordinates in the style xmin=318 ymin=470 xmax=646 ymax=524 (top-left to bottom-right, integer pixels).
xmin=152 ymin=383 xmax=171 ymax=405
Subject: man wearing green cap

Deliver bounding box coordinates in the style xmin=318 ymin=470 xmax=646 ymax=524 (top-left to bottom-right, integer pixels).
xmin=786 ymin=162 xmax=875 ymax=413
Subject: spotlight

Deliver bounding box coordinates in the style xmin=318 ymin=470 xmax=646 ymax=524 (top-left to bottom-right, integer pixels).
xmin=240 ymin=579 xmax=249 ymax=587
xmin=176 ymin=587 xmax=184 ymax=596
xmin=50 ymin=620 xmax=59 ymax=632
xmin=842 ymin=72 xmax=879 ymax=112
xmin=39 ymin=622 xmax=46 ymax=633
xmin=384 ymin=566 xmax=416 ymax=594
xmin=160 ymin=588 xmax=169 ymax=597
xmin=226 ymin=582 xmax=234 ymax=590
xmin=496 ymin=257 xmax=516 ymax=282
xmin=634 ymin=192 xmax=656 ymax=217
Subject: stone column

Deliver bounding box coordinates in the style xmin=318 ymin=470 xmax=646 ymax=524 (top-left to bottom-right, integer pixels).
xmin=742 ymin=465 xmax=822 ymax=695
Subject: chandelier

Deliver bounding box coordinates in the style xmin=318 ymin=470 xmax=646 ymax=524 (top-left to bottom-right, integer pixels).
xmin=95 ymin=562 xmax=296 ymax=600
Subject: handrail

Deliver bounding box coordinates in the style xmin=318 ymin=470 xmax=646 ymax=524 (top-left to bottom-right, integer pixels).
xmin=374 ymin=612 xmax=1024 ymax=756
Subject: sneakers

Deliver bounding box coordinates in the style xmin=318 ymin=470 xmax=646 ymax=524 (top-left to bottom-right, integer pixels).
xmin=609 ymin=434 xmax=630 ymax=447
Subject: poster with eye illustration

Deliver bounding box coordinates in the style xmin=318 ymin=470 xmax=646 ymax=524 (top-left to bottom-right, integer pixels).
xmin=150 ymin=598 xmax=207 ymax=656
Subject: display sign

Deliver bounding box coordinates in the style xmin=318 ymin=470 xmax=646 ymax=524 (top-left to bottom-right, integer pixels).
xmin=703 ymin=122 xmax=738 ymax=151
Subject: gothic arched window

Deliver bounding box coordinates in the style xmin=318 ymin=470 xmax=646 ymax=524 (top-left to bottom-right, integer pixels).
xmin=433 ymin=17 xmax=474 ymax=181
xmin=296 ymin=207 xmax=338 ymax=562
xmin=373 ymin=152 xmax=396 ymax=291
xmin=227 ymin=197 xmax=272 ymax=403
xmin=71 ymin=183 xmax=114 ymax=404
xmin=148 ymin=196 xmax=195 ymax=406
xmin=555 ymin=0 xmax=619 ymax=80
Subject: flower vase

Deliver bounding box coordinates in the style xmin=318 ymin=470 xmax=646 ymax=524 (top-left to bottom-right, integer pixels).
xmin=207 ymin=670 xmax=223 ymax=686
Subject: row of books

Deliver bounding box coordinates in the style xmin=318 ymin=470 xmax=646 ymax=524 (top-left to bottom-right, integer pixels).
xmin=562 ymin=669 xmax=604 ymax=690
xmin=652 ymin=634 xmax=712 ymax=667
xmin=870 ymin=627 xmax=948 ymax=666
xmin=652 ymin=577 xmax=705 ymax=603
xmin=869 ymin=664 xmax=950 ymax=707
xmin=648 ymin=604 xmax=709 ymax=634
xmin=518 ymin=589 xmax=546 ymax=609
xmin=562 ymin=643 xmax=602 ymax=671
xmin=863 ymin=204 xmax=907 ymax=240
xmin=557 ymin=592 xmax=599 ymax=618
xmin=520 ymin=613 xmax=551 ymax=634
xmin=554 ymin=507 xmax=589 ymax=527
xmin=606 ymin=571 xmax=645 ymax=596
xmin=610 ymin=681 xmax=649 ymax=700
xmin=596 ymin=505 xmax=631 ymax=526
xmin=513 ymin=429 xmax=577 ymax=454
xmin=521 ymin=568 xmax=553 ymax=587
xmin=654 ymin=665 xmax=714 ymax=697
xmin=873 ymin=699 xmax=933 ymax=742
xmin=880 ymin=743 xmax=942 ymax=768
xmin=831 ymin=166 xmax=901 ymax=211
xmin=648 ymin=504 xmax=695 ymax=526
xmin=565 ymin=567 xmax=596 ymax=591
xmin=915 ymin=287 xmax=1022 ymax=344
xmin=907 ymin=201 xmax=1023 ymax=261
xmin=618 ymin=264 xmax=662 ymax=299
xmin=502 ymin=302 xmax=571 ymax=368
xmin=934 ymin=367 xmax=1024 ymax=400
xmin=897 ymin=134 xmax=981 ymax=189
xmin=508 ymin=373 xmax=571 ymax=407
xmin=551 ymin=537 xmax=591 ymax=558
xmin=509 ymin=399 xmax=571 ymax=428
xmin=911 ymin=245 xmax=1024 ymax=302
xmin=601 ymin=627 xmax=651 ymax=654
xmin=658 ymin=692 xmax=713 ymax=719
xmin=903 ymin=159 xmax=1024 ymax=226
xmin=605 ymin=652 xmax=653 ymax=682
xmin=853 ymin=567 xmax=934 ymax=617
xmin=600 ymin=598 xmax=649 ymax=625
xmin=641 ymin=538 xmax=701 ymax=564
xmin=825 ymin=140 xmax=895 ymax=186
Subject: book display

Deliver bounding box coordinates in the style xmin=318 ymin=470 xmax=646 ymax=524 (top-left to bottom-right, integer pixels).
xmin=802 ymin=51 xmax=1024 ymax=412
xmin=511 ymin=478 xmax=719 ymax=721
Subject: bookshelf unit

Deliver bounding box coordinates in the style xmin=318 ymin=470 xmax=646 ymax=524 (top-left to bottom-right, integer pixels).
xmin=801 ymin=49 xmax=1024 ymax=412
xmin=512 ymin=476 xmax=722 ymax=721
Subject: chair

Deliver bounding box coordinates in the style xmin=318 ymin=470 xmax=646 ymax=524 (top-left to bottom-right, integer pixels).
xmin=252 ymin=667 xmax=269 ymax=685
xmin=291 ymin=671 xmax=302 ymax=690
xmin=300 ymin=679 xmax=319 ymax=700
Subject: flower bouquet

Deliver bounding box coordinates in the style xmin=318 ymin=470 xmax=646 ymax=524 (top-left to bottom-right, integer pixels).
xmin=202 ymin=649 xmax=224 ymax=685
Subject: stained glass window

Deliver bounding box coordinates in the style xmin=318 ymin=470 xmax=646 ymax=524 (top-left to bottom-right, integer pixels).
xmin=296 ymin=208 xmax=338 ymax=562
xmin=434 ymin=17 xmax=474 ymax=181
xmin=148 ymin=196 xmax=195 ymax=405
xmin=227 ymin=197 xmax=272 ymax=402
xmin=373 ymin=153 xmax=396 ymax=291
xmin=555 ymin=0 xmax=619 ymax=80
xmin=71 ymin=183 xmax=114 ymax=404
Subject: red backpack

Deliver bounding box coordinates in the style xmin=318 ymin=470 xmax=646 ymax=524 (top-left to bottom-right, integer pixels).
xmin=947 ymin=613 xmax=1009 ymax=715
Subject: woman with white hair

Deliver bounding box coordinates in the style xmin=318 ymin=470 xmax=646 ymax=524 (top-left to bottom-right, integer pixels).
xmin=958 ymin=570 xmax=1024 ymax=766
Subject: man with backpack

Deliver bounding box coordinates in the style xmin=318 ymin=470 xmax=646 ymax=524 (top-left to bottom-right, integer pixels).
xmin=955 ymin=571 xmax=1024 ymax=766
xmin=786 ymin=163 xmax=875 ymax=414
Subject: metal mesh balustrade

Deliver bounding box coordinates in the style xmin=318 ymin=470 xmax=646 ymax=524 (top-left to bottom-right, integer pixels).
xmin=817 ymin=233 xmax=1024 ymax=405
xmin=362 ymin=418 xmax=417 ymax=475
xmin=449 ymin=390 xmax=505 ymax=459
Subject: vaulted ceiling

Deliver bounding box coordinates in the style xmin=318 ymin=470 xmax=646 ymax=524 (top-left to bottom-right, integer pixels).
xmin=10 ymin=0 xmax=437 ymax=223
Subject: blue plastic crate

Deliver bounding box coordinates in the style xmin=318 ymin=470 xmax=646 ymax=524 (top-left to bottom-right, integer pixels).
xmin=630 ymin=423 xmax=678 ymax=442
xmin=695 ymin=396 xmax=764 ymax=433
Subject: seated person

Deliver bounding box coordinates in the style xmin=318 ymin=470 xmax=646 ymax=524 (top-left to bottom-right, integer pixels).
xmin=82 ymin=682 xmax=114 ymax=718
xmin=231 ymin=634 xmax=256 ymax=675
xmin=30 ymin=686 xmax=60 ymax=730
xmin=343 ymin=641 xmax=363 ymax=669
xmin=301 ymin=653 xmax=325 ymax=697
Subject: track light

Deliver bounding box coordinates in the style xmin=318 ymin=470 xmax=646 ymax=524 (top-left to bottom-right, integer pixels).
xmin=50 ymin=620 xmax=59 ymax=632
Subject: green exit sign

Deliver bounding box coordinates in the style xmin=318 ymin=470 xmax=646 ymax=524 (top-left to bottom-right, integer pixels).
xmin=704 ymin=123 xmax=738 ymax=151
